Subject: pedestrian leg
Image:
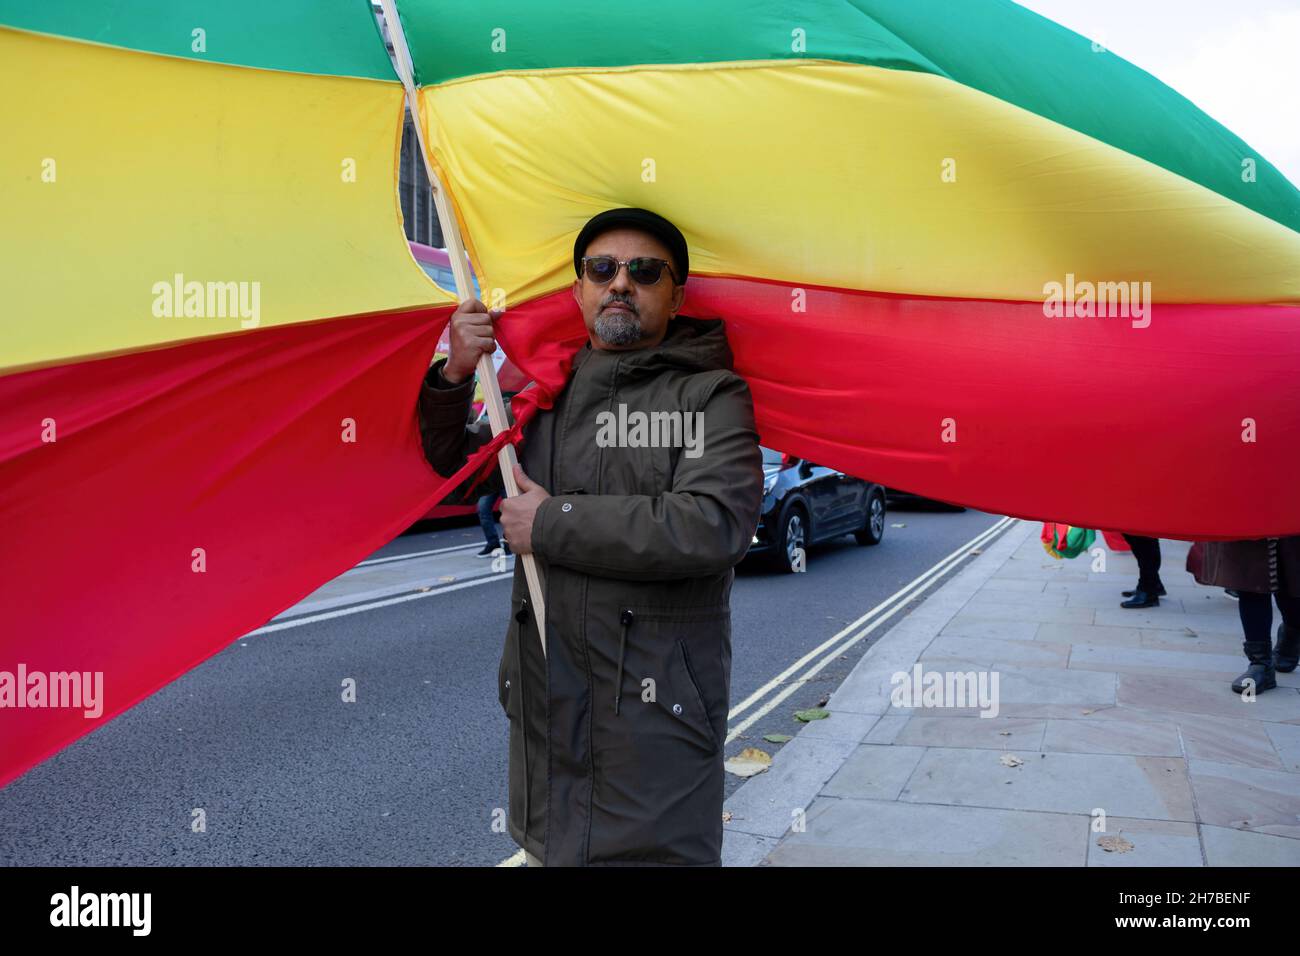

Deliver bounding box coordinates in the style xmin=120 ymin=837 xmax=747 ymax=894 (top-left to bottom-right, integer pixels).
xmin=1120 ymin=534 xmax=1163 ymax=606
xmin=476 ymin=493 xmax=501 ymax=555
xmin=1272 ymin=590 xmax=1300 ymax=672
xmin=1232 ymin=590 xmax=1277 ymax=693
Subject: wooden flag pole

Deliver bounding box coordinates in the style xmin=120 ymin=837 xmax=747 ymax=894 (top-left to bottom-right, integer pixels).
xmin=379 ymin=0 xmax=547 ymax=656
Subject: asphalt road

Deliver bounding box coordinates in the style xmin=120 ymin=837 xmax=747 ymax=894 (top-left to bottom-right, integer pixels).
xmin=0 ymin=503 xmax=1007 ymax=866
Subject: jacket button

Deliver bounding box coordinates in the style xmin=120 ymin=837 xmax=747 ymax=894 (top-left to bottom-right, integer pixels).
xmin=561 ymin=502 xmax=573 ymax=513
xmin=504 ymin=679 xmax=510 ymax=690
xmin=672 ymin=703 xmax=683 ymax=716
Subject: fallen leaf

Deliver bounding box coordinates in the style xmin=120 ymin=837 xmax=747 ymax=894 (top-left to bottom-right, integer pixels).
xmin=763 ymin=733 xmax=794 ymax=743
xmin=794 ymin=708 xmax=830 ymax=722
xmin=817 ymin=695 xmax=829 ymax=707
xmin=1097 ymin=834 xmax=1134 ymax=853
xmin=998 ymin=731 xmax=1011 ymax=736
xmin=999 ymin=754 xmax=1024 ymax=768
xmin=969 ymin=548 xmax=983 ymax=555
xmin=725 ymin=747 xmax=773 ymax=778
xmin=721 ymin=811 xmax=732 ymax=823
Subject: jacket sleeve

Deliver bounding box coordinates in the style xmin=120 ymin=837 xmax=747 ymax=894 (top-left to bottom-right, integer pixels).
xmin=529 ymin=373 xmax=764 ymax=580
xmin=417 ymin=358 xmax=505 ymax=503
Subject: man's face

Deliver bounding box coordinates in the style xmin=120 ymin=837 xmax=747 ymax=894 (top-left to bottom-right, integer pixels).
xmin=571 ymin=227 xmax=686 ymax=350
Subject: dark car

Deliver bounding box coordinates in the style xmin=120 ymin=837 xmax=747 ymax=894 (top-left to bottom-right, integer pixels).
xmin=746 ymin=446 xmax=887 ymax=573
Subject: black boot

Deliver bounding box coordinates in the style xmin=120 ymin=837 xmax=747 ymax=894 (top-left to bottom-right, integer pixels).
xmin=1120 ymin=590 xmax=1159 ymax=609
xmin=1122 ymin=582 xmax=1166 ymax=597
xmin=1232 ymin=641 xmax=1277 ymax=694
xmin=1273 ymin=623 xmax=1300 ymax=673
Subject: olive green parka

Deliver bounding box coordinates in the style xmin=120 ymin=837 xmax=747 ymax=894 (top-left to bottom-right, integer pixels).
xmin=418 ymin=316 xmax=764 ymax=866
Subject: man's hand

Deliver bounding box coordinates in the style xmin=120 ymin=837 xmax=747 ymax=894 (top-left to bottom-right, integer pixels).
xmin=440 ymin=298 xmax=504 ymax=384
xmin=500 ymin=463 xmax=549 ymax=555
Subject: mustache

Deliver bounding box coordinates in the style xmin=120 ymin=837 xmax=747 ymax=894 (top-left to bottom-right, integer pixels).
xmin=601 ymin=296 xmax=637 ymax=313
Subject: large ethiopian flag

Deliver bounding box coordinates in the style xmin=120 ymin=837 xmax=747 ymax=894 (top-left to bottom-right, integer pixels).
xmin=2 ymin=0 xmax=1299 ymax=787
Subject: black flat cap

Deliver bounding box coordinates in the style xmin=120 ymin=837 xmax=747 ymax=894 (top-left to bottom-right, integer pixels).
xmin=573 ymin=207 xmax=688 ymax=285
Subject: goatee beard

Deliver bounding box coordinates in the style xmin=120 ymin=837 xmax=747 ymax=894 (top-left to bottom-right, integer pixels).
xmin=594 ymin=310 xmax=647 ymax=346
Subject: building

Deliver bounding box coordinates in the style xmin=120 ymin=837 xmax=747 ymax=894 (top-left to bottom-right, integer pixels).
xmin=374 ymin=2 xmax=442 ymax=248
xmin=399 ymin=109 xmax=442 ymax=248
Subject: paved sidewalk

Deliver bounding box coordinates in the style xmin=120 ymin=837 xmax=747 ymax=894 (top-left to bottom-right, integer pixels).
xmin=723 ymin=519 xmax=1300 ymax=866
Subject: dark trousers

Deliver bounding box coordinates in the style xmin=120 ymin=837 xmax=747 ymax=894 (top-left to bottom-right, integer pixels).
xmin=1121 ymin=534 xmax=1163 ymax=593
xmin=477 ymin=493 xmax=502 ymax=548
xmin=1238 ymin=592 xmax=1300 ymax=644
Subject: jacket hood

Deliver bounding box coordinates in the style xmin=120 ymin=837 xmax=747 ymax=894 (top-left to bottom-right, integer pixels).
xmin=572 ymin=315 xmax=734 ymax=380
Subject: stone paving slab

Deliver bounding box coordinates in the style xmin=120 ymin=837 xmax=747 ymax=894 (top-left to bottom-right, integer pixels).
xmin=722 ymin=519 xmax=1300 ymax=866
xmin=898 ymin=748 xmax=1197 ymax=821
xmin=921 ymin=634 xmax=1072 ymax=669
xmin=1041 ymin=715 xmax=1183 ymax=757
xmin=886 ymin=662 xmax=1117 ymax=719
xmin=1188 ymin=759 xmax=1300 ymax=839
xmin=764 ymin=797 xmax=1087 ymax=866
xmin=1114 ymin=673 xmax=1300 ymax=722
xmin=822 ymin=744 xmax=927 ymax=801
xmin=1200 ymin=824 xmax=1300 ymax=865
xmin=893 ymin=716 xmax=1047 ymax=751
xmin=1085 ymin=818 xmax=1203 ymax=867
xmin=1066 ymin=644 xmax=1256 ymax=682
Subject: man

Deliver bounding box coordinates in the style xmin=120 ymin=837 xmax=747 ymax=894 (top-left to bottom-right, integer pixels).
xmin=417 ymin=207 xmax=764 ymax=866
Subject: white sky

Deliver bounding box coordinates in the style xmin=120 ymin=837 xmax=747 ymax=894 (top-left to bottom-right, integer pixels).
xmin=1014 ymin=0 xmax=1300 ymax=186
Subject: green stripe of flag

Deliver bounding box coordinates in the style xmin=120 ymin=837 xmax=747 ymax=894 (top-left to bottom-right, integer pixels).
xmin=396 ymin=0 xmax=1300 ymax=234
xmin=0 ymin=0 xmax=396 ymax=81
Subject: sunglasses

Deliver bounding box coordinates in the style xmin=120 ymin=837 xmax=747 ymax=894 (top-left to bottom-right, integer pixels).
xmin=580 ymin=255 xmax=679 ymax=286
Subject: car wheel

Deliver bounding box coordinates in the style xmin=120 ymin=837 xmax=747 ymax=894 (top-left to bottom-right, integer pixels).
xmin=855 ymin=489 xmax=886 ymax=546
xmin=774 ymin=505 xmax=808 ymax=573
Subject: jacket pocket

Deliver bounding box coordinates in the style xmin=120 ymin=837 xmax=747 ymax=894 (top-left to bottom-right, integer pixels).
xmin=671 ymin=639 xmax=719 ymax=753
xmin=623 ymin=604 xmax=730 ymax=754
